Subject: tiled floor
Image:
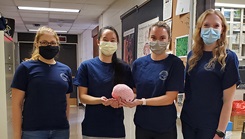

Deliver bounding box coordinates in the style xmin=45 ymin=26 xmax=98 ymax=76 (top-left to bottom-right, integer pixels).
xmin=69 ymin=106 xmax=242 ymax=139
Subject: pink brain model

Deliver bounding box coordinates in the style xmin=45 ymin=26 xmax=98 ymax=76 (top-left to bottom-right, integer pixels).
xmin=112 ymin=84 xmax=134 ymax=102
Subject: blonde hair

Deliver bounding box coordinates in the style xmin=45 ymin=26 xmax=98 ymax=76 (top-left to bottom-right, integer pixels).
xmin=188 ymin=9 xmax=228 ymax=72
xmin=28 ymin=26 xmax=60 ymax=60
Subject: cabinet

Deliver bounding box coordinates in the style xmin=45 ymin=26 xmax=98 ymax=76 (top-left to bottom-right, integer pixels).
xmin=0 ymin=31 xmax=15 ymax=139
xmin=216 ymin=7 xmax=245 ymax=59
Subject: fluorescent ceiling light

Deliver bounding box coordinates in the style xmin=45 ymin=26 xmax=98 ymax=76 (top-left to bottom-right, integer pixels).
xmin=215 ymin=3 xmax=245 ymax=8
xmin=28 ymin=29 xmax=68 ymax=33
xmin=18 ymin=6 xmax=80 ymax=13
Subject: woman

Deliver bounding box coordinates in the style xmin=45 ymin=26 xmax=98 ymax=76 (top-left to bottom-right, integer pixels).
xmin=124 ymin=21 xmax=185 ymax=139
xmin=11 ymin=26 xmax=73 ymax=139
xmin=73 ymin=26 xmax=133 ymax=139
xmin=180 ymin=9 xmax=240 ymax=139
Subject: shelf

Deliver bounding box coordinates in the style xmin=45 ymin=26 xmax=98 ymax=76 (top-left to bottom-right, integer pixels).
xmin=227 ymin=21 xmax=241 ymax=24
xmin=217 ymin=7 xmax=245 ymax=60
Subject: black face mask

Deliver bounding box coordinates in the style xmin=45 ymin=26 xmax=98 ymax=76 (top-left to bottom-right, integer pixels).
xmin=39 ymin=45 xmax=59 ymax=60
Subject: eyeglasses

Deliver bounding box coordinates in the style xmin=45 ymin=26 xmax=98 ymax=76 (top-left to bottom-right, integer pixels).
xmin=39 ymin=41 xmax=58 ymax=46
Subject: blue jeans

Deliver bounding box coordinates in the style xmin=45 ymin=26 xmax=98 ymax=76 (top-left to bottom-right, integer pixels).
xmin=22 ymin=129 xmax=70 ymax=139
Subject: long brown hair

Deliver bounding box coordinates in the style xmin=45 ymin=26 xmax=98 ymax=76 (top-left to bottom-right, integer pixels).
xmin=98 ymin=26 xmax=124 ymax=85
xmin=28 ymin=26 xmax=59 ymax=60
xmin=188 ymin=9 xmax=228 ymax=72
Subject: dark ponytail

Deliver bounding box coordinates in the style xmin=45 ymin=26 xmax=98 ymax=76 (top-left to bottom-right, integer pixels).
xmin=98 ymin=26 xmax=125 ymax=85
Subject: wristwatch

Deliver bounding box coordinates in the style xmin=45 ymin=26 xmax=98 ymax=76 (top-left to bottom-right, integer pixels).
xmin=216 ymin=129 xmax=225 ymax=138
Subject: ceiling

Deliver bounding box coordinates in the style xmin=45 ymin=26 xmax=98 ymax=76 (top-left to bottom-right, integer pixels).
xmin=0 ymin=0 xmax=117 ymax=34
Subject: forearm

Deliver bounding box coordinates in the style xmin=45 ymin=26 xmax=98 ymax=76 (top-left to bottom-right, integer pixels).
xmin=66 ymin=106 xmax=70 ymax=120
xmin=66 ymin=98 xmax=70 ymax=120
xmin=217 ymin=84 xmax=236 ymax=132
xmin=217 ymin=101 xmax=233 ymax=132
xmin=12 ymin=105 xmax=22 ymax=139
xmin=142 ymin=91 xmax=178 ymax=106
xmin=79 ymin=94 xmax=102 ymax=105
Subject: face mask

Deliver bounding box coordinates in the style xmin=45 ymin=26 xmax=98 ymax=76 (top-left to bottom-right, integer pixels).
xmin=149 ymin=40 xmax=169 ymax=55
xmin=39 ymin=45 xmax=59 ymax=60
xmin=200 ymin=27 xmax=221 ymax=45
xmin=99 ymin=41 xmax=117 ymax=56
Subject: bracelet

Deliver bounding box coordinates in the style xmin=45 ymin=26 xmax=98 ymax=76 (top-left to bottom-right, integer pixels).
xmin=141 ymin=98 xmax=146 ymax=105
xmin=216 ymin=129 xmax=225 ymax=138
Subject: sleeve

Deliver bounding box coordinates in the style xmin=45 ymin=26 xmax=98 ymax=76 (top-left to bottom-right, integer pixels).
xmin=73 ymin=62 xmax=88 ymax=87
xmin=222 ymin=51 xmax=241 ymax=90
xmin=11 ymin=63 xmax=28 ymax=91
xmin=166 ymin=58 xmax=185 ymax=92
xmin=66 ymin=67 xmax=73 ymax=94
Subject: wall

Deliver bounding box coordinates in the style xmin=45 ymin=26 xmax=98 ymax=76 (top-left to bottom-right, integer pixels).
xmin=77 ymin=29 xmax=93 ymax=65
xmin=99 ymin=0 xmax=147 ymax=59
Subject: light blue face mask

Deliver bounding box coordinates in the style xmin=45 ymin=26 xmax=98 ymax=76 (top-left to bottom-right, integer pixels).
xmin=200 ymin=27 xmax=221 ymax=45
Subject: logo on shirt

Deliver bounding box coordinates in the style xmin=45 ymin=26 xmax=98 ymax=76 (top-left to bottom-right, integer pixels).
xmin=159 ymin=70 xmax=168 ymax=80
xmin=204 ymin=62 xmax=215 ymax=71
xmin=60 ymin=73 xmax=69 ymax=81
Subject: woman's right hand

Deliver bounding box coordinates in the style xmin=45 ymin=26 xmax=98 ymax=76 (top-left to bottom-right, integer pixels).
xmin=101 ymin=96 xmax=113 ymax=106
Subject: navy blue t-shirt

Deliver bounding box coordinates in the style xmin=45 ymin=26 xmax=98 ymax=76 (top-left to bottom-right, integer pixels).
xmin=73 ymin=57 xmax=134 ymax=138
xmin=181 ymin=50 xmax=240 ymax=130
xmin=11 ymin=60 xmax=73 ymax=131
xmin=132 ymin=54 xmax=185 ymax=133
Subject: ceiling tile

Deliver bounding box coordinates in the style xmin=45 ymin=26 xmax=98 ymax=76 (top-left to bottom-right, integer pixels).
xmin=25 ymin=23 xmax=48 ymax=29
xmin=68 ymin=30 xmax=84 ymax=34
xmin=49 ymin=13 xmax=78 ymax=20
xmin=51 ymin=0 xmax=86 ymax=3
xmin=11 ymin=17 xmax=23 ymax=23
xmin=50 ymin=26 xmax=70 ymax=31
xmin=83 ymin=4 xmax=109 ymax=11
xmin=0 ymin=6 xmax=18 ymax=12
xmin=79 ymin=10 xmax=101 ymax=18
xmin=1 ymin=12 xmax=20 ymax=19
xmin=50 ymin=2 xmax=84 ymax=9
xmin=48 ymin=22 xmax=72 ymax=27
xmin=72 ymin=23 xmax=90 ymax=27
xmin=22 ymin=17 xmax=49 ymax=22
xmin=84 ymin=0 xmax=116 ymax=5
xmin=75 ymin=16 xmax=98 ymax=25
xmin=15 ymin=1 xmax=49 ymax=7
xmin=20 ymin=12 xmax=49 ymax=18
xmin=88 ymin=24 xmax=98 ymax=29
xmin=0 ymin=0 xmax=15 ymax=6
xmin=22 ymin=0 xmax=49 ymax=1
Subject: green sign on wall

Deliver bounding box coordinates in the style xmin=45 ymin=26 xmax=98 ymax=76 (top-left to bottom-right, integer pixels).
xmin=175 ymin=35 xmax=188 ymax=57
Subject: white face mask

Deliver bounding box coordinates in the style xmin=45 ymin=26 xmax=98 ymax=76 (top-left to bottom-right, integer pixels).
xmin=99 ymin=41 xmax=118 ymax=56
xmin=149 ymin=40 xmax=169 ymax=55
